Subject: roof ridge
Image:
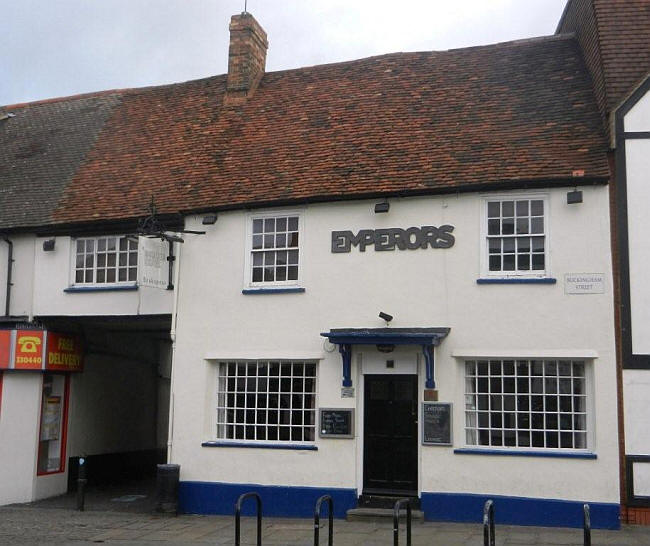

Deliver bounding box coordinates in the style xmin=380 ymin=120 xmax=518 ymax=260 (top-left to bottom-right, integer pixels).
xmin=3 ymin=88 xmax=126 ymax=110
xmin=4 ymin=33 xmax=577 ymax=110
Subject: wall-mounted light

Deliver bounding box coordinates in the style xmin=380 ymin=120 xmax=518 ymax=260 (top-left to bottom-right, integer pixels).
xmin=567 ymin=189 xmax=583 ymax=204
xmin=42 ymin=239 xmax=55 ymax=251
xmin=202 ymin=214 xmax=218 ymax=225
xmin=379 ymin=311 xmax=393 ymax=323
xmin=374 ymin=201 xmax=390 ymax=214
xmin=377 ymin=345 xmax=395 ymax=353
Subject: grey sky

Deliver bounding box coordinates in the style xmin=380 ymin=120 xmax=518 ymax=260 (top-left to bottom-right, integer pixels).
xmin=2 ymin=0 xmax=568 ymax=106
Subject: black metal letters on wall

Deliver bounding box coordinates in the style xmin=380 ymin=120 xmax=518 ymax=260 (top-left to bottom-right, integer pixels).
xmin=331 ymin=225 xmax=455 ymax=253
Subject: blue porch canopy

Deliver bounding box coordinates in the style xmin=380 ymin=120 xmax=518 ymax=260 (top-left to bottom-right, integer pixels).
xmin=320 ymin=328 xmax=450 ymax=389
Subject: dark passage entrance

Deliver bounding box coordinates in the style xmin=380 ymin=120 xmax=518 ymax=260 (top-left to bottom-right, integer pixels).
xmin=363 ymin=374 xmax=418 ymax=496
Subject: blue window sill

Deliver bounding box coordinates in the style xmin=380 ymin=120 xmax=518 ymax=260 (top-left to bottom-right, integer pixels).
xmin=242 ymin=287 xmax=306 ymax=295
xmin=454 ymin=448 xmax=596 ymax=459
xmin=202 ymin=441 xmax=317 ymax=451
xmin=64 ymin=284 xmax=138 ymax=293
xmin=476 ymin=278 xmax=557 ymax=285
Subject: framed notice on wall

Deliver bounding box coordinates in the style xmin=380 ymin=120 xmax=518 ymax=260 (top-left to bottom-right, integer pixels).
xmin=319 ymin=408 xmax=355 ymax=438
xmin=422 ymin=402 xmax=452 ymax=446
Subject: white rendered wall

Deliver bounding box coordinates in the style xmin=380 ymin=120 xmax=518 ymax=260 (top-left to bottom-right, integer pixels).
xmin=623 ymin=370 xmax=650 ymax=455
xmin=33 ymin=236 xmax=173 ymax=317
xmin=624 ymin=89 xmax=650 ymax=133
xmin=623 ymin=89 xmax=650 ymax=466
xmin=0 ymin=235 xmax=36 ymax=318
xmin=0 ymin=373 xmax=41 ymax=504
xmin=623 ymin=92 xmax=650 ymax=355
xmin=170 ymin=186 xmax=618 ymax=504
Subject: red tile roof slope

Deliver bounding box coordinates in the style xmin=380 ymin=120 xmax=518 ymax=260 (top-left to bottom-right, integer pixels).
xmin=13 ymin=35 xmax=610 ymax=227
xmin=558 ymin=0 xmax=650 ymax=127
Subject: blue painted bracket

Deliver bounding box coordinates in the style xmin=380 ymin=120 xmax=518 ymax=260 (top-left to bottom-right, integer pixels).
xmin=422 ymin=344 xmax=435 ymax=389
xmin=340 ymin=343 xmax=352 ymax=387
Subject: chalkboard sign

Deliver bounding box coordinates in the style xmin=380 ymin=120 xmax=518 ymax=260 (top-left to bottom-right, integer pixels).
xmin=319 ymin=408 xmax=355 ymax=438
xmin=422 ymin=402 xmax=452 ymax=446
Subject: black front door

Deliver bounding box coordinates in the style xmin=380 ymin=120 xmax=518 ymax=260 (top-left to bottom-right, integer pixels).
xmin=363 ymin=374 xmax=418 ymax=496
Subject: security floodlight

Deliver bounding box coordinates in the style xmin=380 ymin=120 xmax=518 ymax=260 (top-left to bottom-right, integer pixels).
xmin=379 ymin=311 xmax=393 ymax=323
xmin=374 ymin=201 xmax=390 ymax=213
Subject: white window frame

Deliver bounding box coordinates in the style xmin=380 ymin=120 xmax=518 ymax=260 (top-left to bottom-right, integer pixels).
xmin=480 ymin=192 xmax=551 ymax=278
xmin=214 ymin=359 xmax=318 ymax=445
xmin=463 ymin=357 xmax=594 ymax=453
xmin=69 ymin=235 xmax=138 ymax=287
xmin=243 ymin=210 xmax=304 ymax=289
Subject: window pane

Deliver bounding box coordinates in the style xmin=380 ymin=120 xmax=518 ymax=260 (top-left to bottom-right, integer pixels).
xmin=488 ymin=219 xmax=500 ymax=235
xmin=531 ymin=200 xmax=544 ymax=216
xmin=516 ymin=200 xmax=529 ymax=216
xmin=502 ymin=218 xmax=515 ymax=235
xmin=487 ymin=202 xmax=500 ymax=218
xmin=253 ymin=219 xmax=263 ymax=234
xmin=216 ymin=361 xmax=316 ymax=442
xmin=465 ymin=359 xmax=588 ymax=451
xmin=502 ymin=201 xmax=514 ymax=217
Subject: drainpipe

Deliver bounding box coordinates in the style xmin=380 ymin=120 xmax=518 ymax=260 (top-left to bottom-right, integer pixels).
xmin=2 ymin=236 xmax=13 ymax=317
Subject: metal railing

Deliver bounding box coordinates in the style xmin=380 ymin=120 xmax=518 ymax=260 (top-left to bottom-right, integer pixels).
xmin=392 ymin=498 xmax=412 ymax=546
xmin=583 ymin=503 xmax=591 ymax=546
xmin=483 ymin=500 xmax=495 ymax=546
xmin=235 ymin=492 xmax=262 ymax=546
xmin=314 ymin=495 xmax=334 ymax=546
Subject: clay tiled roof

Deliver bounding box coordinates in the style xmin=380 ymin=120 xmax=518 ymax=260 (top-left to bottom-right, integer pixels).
xmin=0 ymin=94 xmax=120 ymax=229
xmin=2 ymin=34 xmax=609 ymax=230
xmin=558 ymin=0 xmax=650 ymax=129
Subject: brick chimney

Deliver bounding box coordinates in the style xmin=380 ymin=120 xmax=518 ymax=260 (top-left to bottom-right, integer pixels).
xmin=225 ymin=12 xmax=268 ymax=105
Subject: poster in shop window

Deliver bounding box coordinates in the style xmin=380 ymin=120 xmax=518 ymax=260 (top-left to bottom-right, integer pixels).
xmin=40 ymin=396 xmax=62 ymax=441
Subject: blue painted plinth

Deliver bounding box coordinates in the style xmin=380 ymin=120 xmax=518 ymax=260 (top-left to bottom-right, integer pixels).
xmin=179 ymin=481 xmax=357 ymax=518
xmin=420 ymin=492 xmax=619 ymax=529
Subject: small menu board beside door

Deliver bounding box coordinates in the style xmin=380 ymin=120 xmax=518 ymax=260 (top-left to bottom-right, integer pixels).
xmin=319 ymin=408 xmax=355 ymax=438
xmin=422 ymin=402 xmax=452 ymax=446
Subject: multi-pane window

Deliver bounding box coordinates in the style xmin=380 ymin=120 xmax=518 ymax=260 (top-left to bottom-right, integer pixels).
xmin=74 ymin=236 xmax=138 ymax=284
xmin=217 ymin=361 xmax=316 ymax=442
xmin=251 ymin=216 xmax=300 ymax=284
xmin=465 ymin=359 xmax=588 ymax=450
xmin=487 ymin=199 xmax=545 ymax=274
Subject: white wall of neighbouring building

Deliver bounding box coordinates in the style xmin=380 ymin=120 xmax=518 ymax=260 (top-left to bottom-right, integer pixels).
xmin=33 ymin=236 xmax=173 ymax=317
xmin=170 ymin=185 xmax=618 ymax=505
xmin=0 ymin=373 xmax=42 ymax=505
xmin=622 ymin=86 xmax=650 ymax=473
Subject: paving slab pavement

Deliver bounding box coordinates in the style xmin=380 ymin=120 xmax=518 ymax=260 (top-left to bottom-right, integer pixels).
xmin=2 ymin=505 xmax=650 ymax=545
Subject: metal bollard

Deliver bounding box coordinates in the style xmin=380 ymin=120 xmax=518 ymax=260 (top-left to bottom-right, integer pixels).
xmin=235 ymin=492 xmax=262 ymax=546
xmin=76 ymin=457 xmax=87 ymax=512
xmin=393 ymin=498 xmax=412 ymax=546
xmin=583 ymin=504 xmax=591 ymax=546
xmin=314 ymin=495 xmax=334 ymax=546
xmin=483 ymin=500 xmax=495 ymax=546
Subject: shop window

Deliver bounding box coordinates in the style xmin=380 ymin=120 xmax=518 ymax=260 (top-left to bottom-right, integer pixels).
xmin=464 ymin=359 xmax=588 ymax=450
xmin=247 ymin=214 xmax=301 ymax=286
xmin=72 ymin=236 xmax=138 ymax=285
xmin=37 ymin=373 xmax=70 ymax=475
xmin=483 ymin=197 xmax=548 ymax=276
xmin=216 ymin=360 xmax=316 ymax=443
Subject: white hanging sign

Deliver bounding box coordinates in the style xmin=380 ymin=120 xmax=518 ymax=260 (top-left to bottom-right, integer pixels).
xmin=137 ymin=236 xmax=168 ymax=289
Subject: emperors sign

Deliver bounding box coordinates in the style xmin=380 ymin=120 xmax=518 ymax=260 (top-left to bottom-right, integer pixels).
xmin=331 ymin=225 xmax=455 ymax=253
